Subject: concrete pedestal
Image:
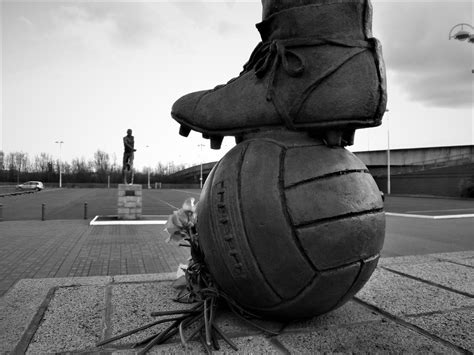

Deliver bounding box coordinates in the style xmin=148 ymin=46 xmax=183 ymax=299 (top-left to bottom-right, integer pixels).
xmin=118 ymin=184 xmax=142 ymax=220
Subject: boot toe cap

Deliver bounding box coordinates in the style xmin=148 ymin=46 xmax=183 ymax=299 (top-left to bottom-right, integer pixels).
xmin=171 ymin=90 xmax=208 ymax=123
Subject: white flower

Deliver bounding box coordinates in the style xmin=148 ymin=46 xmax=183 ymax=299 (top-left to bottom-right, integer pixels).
xmin=163 ymin=197 xmax=198 ymax=243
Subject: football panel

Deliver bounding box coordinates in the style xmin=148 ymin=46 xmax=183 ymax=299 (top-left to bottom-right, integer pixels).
xmin=333 ymin=255 xmax=380 ymax=308
xmin=244 ymin=261 xmax=362 ymax=320
xmin=285 ymin=172 xmax=383 ymax=226
xmin=296 ymin=212 xmax=385 ymax=270
xmin=240 ymin=141 xmax=315 ymax=299
xmin=197 ymin=162 xmax=249 ymax=303
xmin=284 ymin=146 xmax=367 ymax=187
xmin=198 ymin=144 xmax=282 ymax=307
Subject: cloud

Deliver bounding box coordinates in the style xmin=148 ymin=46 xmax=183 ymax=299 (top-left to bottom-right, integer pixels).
xmin=18 ymin=16 xmax=34 ymax=28
xmin=216 ymin=20 xmax=242 ymax=36
xmin=50 ymin=3 xmax=158 ymax=49
xmin=373 ymin=1 xmax=473 ymax=109
xmin=173 ymin=2 xmax=212 ymax=26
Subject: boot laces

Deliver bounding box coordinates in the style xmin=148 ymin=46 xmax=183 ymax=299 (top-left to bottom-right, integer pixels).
xmin=242 ymin=37 xmax=374 ymax=101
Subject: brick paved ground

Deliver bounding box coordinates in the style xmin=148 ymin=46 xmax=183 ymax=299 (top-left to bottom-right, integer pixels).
xmin=0 ymin=220 xmax=190 ymax=297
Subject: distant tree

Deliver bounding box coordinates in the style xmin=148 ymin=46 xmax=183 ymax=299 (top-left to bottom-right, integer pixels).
xmin=0 ymin=150 xmax=4 ymax=170
xmin=93 ymin=150 xmax=110 ymax=173
xmin=62 ymin=161 xmax=72 ymax=175
xmin=5 ymin=151 xmax=29 ymax=183
xmin=33 ymin=153 xmax=53 ymax=173
xmin=155 ymin=162 xmax=167 ymax=175
xmin=71 ymin=157 xmax=90 ymax=182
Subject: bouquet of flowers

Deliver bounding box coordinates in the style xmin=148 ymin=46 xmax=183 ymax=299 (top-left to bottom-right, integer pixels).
xmin=98 ymin=197 xmax=278 ymax=354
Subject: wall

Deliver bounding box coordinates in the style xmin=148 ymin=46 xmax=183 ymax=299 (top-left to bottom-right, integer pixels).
xmin=374 ymin=164 xmax=474 ymax=197
xmin=354 ymin=145 xmax=474 ymax=166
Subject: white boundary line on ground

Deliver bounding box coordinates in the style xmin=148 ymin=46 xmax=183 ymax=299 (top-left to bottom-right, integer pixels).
xmin=405 ymin=208 xmax=474 ymax=213
xmin=90 ymin=215 xmax=167 ymax=226
xmin=172 ymin=189 xmax=201 ymax=196
xmin=386 ymin=212 xmax=474 ymax=220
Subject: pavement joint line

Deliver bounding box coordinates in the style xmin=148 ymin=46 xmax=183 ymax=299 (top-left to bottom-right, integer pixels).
xmin=386 ymin=212 xmax=474 ymax=219
xmin=439 ymin=259 xmax=474 ymax=269
xmin=12 ymin=286 xmax=58 ymax=354
xmin=380 ymin=266 xmax=474 ymax=298
xmin=352 ymin=298 xmax=472 ymax=355
xmin=403 ymin=305 xmax=474 ymax=318
xmin=268 ymin=336 xmax=292 ymax=354
xmin=102 ymin=285 xmax=113 ymax=342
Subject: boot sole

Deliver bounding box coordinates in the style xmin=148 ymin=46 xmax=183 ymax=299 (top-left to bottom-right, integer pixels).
xmin=173 ymin=113 xmax=380 ymax=149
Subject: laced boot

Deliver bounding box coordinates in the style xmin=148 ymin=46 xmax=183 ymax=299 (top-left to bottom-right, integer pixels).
xmin=172 ymin=0 xmax=387 ymax=149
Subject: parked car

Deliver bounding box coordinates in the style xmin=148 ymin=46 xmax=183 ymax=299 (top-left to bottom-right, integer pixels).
xmin=16 ymin=181 xmax=44 ymax=191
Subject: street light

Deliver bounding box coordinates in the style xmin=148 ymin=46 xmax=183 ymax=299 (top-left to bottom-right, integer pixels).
xmin=198 ymin=144 xmax=204 ymax=189
xmin=385 ymin=110 xmax=390 ymax=195
xmin=146 ymin=145 xmax=151 ymax=189
xmin=55 ymin=140 xmax=64 ymax=188
xmin=449 ymin=23 xmax=474 ymax=42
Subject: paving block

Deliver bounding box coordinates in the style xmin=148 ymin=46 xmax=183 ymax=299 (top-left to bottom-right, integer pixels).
xmin=278 ymin=320 xmax=457 ymax=353
xmin=384 ymin=262 xmax=474 ymax=296
xmin=435 ymin=251 xmax=474 ymax=267
xmin=0 ymin=276 xmax=111 ymax=353
xmin=148 ymin=334 xmax=282 ymax=354
xmin=212 ymin=309 xmax=284 ymax=337
xmin=378 ymin=254 xmax=439 ymax=266
xmin=27 ymin=286 xmax=105 ymax=353
xmin=356 ymin=269 xmax=474 ymax=316
xmin=284 ymin=300 xmax=382 ymax=332
xmin=113 ymin=273 xmax=175 ymax=283
xmin=107 ymin=282 xmax=195 ymax=346
xmin=405 ymin=308 xmax=474 ymax=351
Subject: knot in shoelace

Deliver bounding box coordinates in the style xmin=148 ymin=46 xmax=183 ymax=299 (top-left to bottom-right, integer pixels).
xmin=242 ymin=37 xmax=373 ymax=101
xmin=242 ymin=39 xmax=305 ymax=101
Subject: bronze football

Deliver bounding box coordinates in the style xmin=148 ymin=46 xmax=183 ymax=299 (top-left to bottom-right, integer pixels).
xmin=196 ymin=133 xmax=385 ymax=320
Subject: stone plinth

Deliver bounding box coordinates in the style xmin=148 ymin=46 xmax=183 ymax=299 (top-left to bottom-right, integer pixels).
xmin=118 ymin=184 xmax=142 ymax=220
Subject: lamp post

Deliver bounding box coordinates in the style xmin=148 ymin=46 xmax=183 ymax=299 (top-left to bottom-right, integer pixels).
xmin=448 ymin=23 xmax=474 ymax=42
xmin=385 ymin=110 xmax=390 ymax=195
xmin=198 ymin=144 xmax=204 ymax=189
xmin=55 ymin=140 xmax=64 ymax=188
xmin=448 ymin=24 xmax=473 ymax=72
xmin=146 ymin=145 xmax=151 ymax=189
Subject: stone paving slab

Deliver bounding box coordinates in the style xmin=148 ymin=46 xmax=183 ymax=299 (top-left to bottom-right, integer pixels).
xmin=147 ymin=335 xmax=281 ymax=354
xmin=435 ymin=251 xmax=474 ymax=267
xmin=110 ymin=282 xmax=196 ymax=346
xmin=355 ymin=268 xmax=474 ymax=316
xmin=384 ymin=261 xmax=474 ymax=295
xmin=0 ymin=251 xmax=473 ymax=354
xmin=0 ymin=276 xmax=112 ymax=353
xmin=27 ymin=286 xmax=104 ymax=353
xmin=277 ymin=320 xmax=458 ymax=354
xmin=405 ymin=308 xmax=474 ymax=351
xmin=284 ymin=300 xmax=382 ymax=332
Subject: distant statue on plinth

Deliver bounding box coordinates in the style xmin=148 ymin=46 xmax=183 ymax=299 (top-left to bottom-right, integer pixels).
xmin=122 ymin=129 xmax=136 ymax=184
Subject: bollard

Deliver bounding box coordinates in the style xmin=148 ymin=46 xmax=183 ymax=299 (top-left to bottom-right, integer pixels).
xmin=41 ymin=203 xmax=45 ymax=221
xmin=0 ymin=204 xmax=3 ymax=222
xmin=84 ymin=202 xmax=88 ymax=220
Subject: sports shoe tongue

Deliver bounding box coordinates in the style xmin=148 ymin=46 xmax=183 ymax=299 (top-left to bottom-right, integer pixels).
xmin=256 ymin=0 xmax=369 ymax=42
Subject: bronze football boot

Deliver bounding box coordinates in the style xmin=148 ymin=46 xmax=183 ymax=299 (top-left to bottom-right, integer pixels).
xmin=172 ymin=0 xmax=387 ymax=149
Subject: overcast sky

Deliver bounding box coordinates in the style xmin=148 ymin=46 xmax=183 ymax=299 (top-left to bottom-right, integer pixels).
xmin=1 ymin=0 xmax=473 ymax=170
